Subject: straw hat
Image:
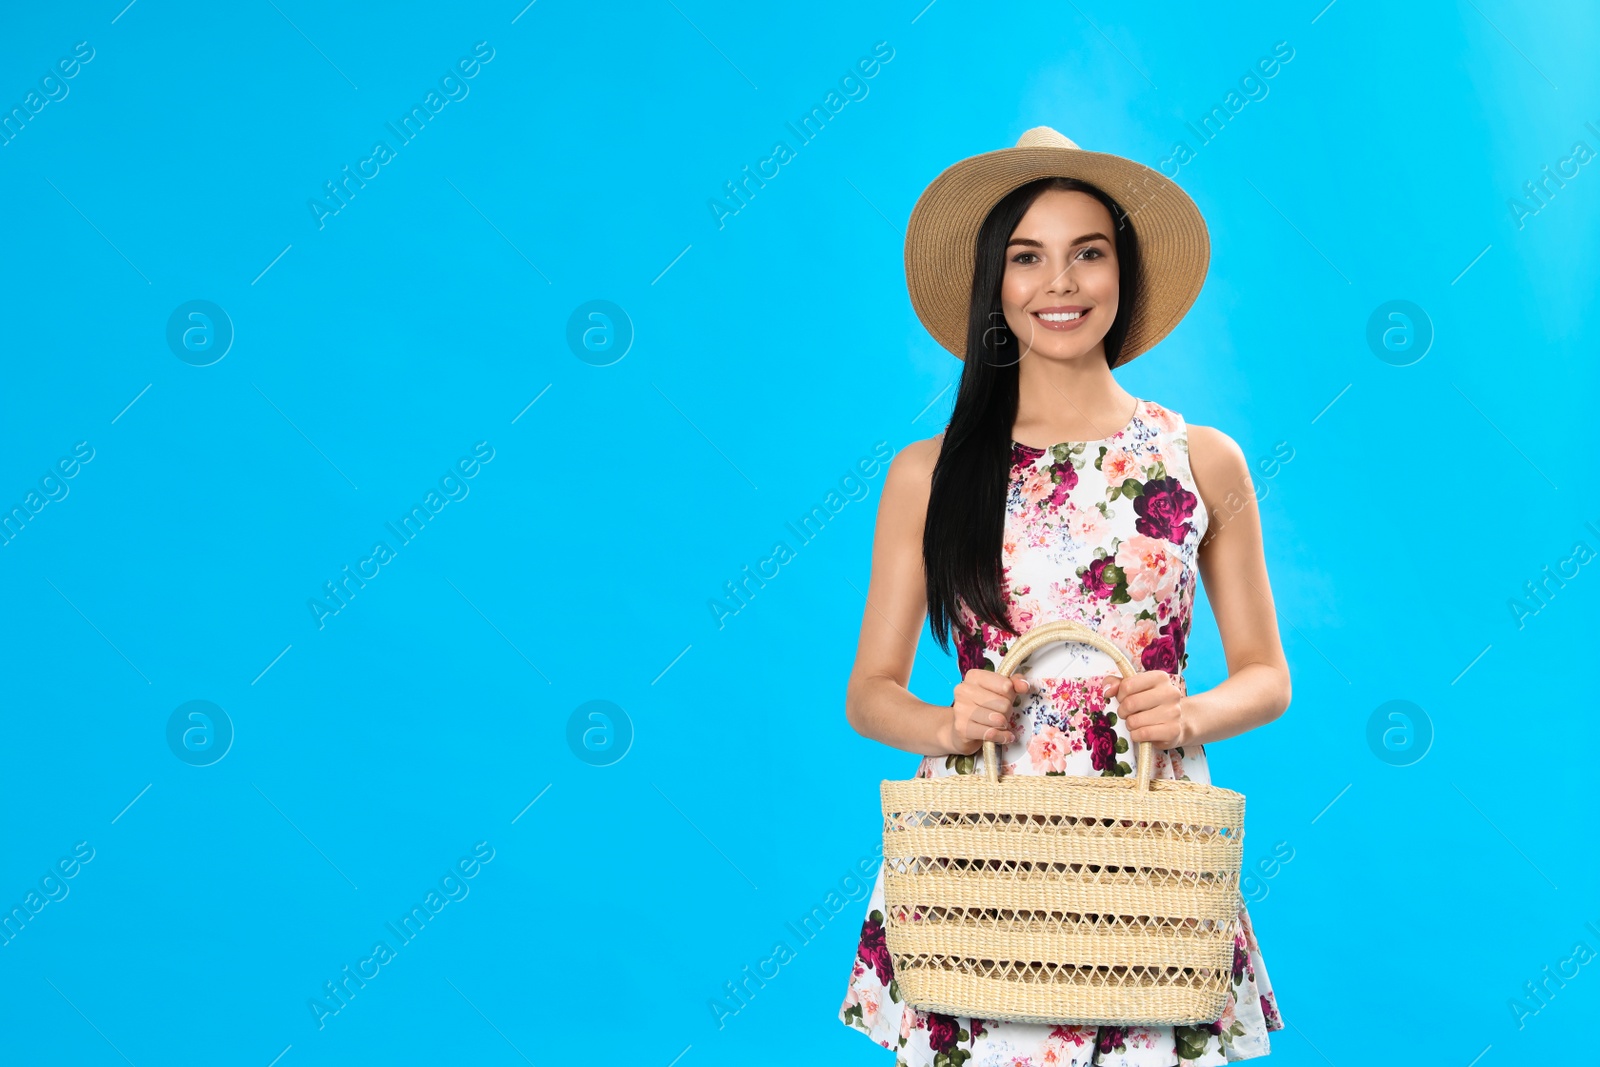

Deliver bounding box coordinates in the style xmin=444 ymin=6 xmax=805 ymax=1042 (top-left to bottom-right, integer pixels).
xmin=903 ymin=126 xmax=1210 ymax=367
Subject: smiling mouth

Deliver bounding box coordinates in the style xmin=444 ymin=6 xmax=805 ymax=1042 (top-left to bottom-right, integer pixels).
xmin=1030 ymin=307 xmax=1091 ymax=330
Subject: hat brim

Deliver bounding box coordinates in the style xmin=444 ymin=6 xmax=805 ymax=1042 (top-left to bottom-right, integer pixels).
xmin=903 ymin=145 xmax=1209 ymax=366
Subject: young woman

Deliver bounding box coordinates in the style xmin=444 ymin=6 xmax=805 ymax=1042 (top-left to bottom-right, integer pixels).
xmin=837 ymin=128 xmax=1291 ymax=1066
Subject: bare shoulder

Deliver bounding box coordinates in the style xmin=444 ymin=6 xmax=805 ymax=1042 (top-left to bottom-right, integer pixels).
xmin=1184 ymin=423 xmax=1252 ymax=528
xmin=877 ymin=433 xmax=943 ymax=519
xmin=885 ymin=433 xmax=943 ymax=488
xmin=1186 ymin=423 xmax=1249 ymax=488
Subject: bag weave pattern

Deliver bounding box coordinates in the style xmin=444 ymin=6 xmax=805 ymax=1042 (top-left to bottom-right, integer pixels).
xmin=879 ymin=619 xmax=1246 ymax=1026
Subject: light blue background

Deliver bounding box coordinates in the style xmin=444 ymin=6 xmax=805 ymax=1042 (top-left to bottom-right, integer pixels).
xmin=2 ymin=1 xmax=1596 ymax=1064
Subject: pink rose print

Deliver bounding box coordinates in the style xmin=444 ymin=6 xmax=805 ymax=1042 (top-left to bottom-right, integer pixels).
xmin=1144 ymin=404 xmax=1179 ymax=433
xmin=1009 ymin=594 xmax=1040 ymax=634
xmin=857 ymin=985 xmax=880 ymax=1026
xmin=1141 ymin=634 xmax=1177 ymax=673
xmin=1027 ymin=724 xmax=1069 ymax=772
xmin=1099 ymin=446 xmax=1140 ymax=486
xmin=954 ymin=625 xmax=987 ymax=675
xmin=1115 ymin=534 xmax=1180 ymax=603
xmin=1050 ymin=1024 xmax=1093 ymax=1047
xmin=1086 ymin=709 xmax=1122 ymax=773
xmin=1011 ymin=442 xmax=1045 ymax=473
xmin=1133 ymin=475 xmax=1197 ymax=544
xmin=1044 ymin=459 xmax=1077 ymax=507
xmin=1095 ymin=1027 xmax=1129 ymax=1056
xmin=856 ymin=911 xmax=893 ymax=985
xmin=1016 ymin=469 xmax=1057 ymax=511
xmin=1069 ymin=501 xmax=1110 ymax=545
xmin=1131 ymin=616 xmax=1158 ymax=656
xmin=927 ymin=1012 xmax=960 ymax=1053
xmin=1080 ymin=557 xmax=1119 ymax=599
xmin=1140 ymin=605 xmax=1190 ymax=674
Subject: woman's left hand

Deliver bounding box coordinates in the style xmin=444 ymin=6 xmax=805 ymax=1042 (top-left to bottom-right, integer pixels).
xmin=1101 ymin=671 xmax=1194 ymax=749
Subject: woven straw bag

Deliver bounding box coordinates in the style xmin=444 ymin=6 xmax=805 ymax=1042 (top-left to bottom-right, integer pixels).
xmin=879 ymin=618 xmax=1246 ymax=1026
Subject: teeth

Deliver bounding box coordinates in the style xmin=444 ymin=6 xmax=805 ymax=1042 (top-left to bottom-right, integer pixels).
xmin=1038 ymin=311 xmax=1084 ymax=322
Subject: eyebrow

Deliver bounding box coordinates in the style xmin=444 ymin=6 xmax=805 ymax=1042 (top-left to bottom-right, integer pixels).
xmin=1006 ymin=233 xmax=1112 ymax=248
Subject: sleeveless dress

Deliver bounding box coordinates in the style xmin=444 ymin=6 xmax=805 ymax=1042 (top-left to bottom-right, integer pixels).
xmin=838 ymin=399 xmax=1285 ymax=1066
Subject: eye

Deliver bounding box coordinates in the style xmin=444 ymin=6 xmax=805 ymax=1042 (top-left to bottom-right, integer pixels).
xmin=1011 ymin=251 xmax=1039 ymax=264
xmin=1079 ymin=246 xmax=1105 ymax=260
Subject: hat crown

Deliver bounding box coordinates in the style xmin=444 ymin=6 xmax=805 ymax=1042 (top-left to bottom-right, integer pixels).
xmin=1015 ymin=126 xmax=1080 ymax=150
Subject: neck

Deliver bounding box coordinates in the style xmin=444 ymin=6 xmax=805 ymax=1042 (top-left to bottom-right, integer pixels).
xmin=1013 ymin=345 xmax=1136 ymax=441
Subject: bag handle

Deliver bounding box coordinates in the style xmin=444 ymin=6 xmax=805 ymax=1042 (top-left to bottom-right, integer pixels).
xmin=983 ymin=618 xmax=1154 ymax=792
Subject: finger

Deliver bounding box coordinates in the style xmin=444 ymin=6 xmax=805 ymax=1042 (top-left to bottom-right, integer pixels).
xmin=973 ymin=708 xmax=1015 ymax=740
xmin=1011 ymin=674 xmax=1032 ymax=693
xmin=1120 ymin=671 xmax=1167 ymax=695
xmin=963 ymin=709 xmax=1014 ymax=744
xmin=1148 ymin=671 xmax=1174 ymax=693
xmin=1129 ymin=722 xmax=1172 ymax=746
xmin=1124 ymin=709 xmax=1172 ymax=745
xmin=960 ymin=688 xmax=1015 ymax=717
xmin=966 ymin=694 xmax=1004 ymax=716
xmin=971 ymin=698 xmax=1015 ymax=725
xmin=955 ymin=682 xmax=1006 ymax=709
xmin=976 ymin=723 xmax=1016 ymax=744
xmin=968 ymin=671 xmax=1016 ymax=697
xmin=1117 ymin=673 xmax=1171 ymax=710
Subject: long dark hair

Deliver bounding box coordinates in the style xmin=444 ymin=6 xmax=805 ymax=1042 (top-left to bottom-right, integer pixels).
xmin=922 ymin=176 xmax=1142 ymax=653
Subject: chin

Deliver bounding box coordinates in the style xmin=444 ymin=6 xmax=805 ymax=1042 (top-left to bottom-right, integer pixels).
xmin=1023 ymin=336 xmax=1110 ymax=363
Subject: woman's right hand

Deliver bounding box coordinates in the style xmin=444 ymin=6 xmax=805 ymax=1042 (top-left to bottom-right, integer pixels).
xmin=944 ymin=670 xmax=1032 ymax=754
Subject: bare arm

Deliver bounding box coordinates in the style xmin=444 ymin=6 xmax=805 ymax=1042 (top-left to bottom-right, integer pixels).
xmin=1174 ymin=424 xmax=1292 ymax=746
xmin=844 ymin=438 xmax=1026 ymax=757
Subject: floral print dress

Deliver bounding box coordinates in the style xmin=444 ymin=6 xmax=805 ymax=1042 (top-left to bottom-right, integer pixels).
xmin=839 ymin=399 xmax=1285 ymax=1066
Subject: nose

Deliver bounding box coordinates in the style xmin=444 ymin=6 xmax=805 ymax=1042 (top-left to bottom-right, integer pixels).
xmin=1045 ymin=257 xmax=1078 ymax=295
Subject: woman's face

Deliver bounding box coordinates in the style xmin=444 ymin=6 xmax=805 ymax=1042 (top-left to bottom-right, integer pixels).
xmin=999 ymin=188 xmax=1120 ymax=363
